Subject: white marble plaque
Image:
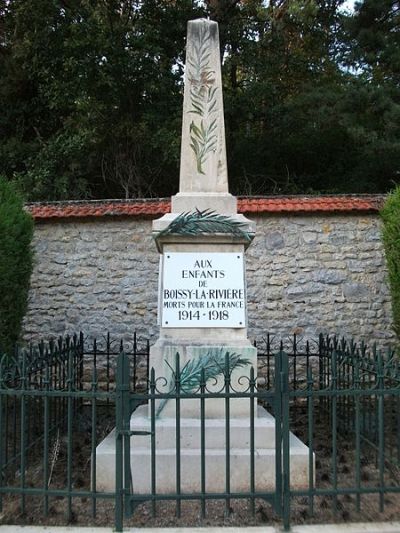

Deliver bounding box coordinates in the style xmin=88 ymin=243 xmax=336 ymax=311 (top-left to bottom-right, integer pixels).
xmin=161 ymin=252 xmax=246 ymax=328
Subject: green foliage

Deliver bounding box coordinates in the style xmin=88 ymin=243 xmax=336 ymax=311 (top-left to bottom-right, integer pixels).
xmin=0 ymin=1 xmax=399 ymax=199
xmin=381 ymin=187 xmax=400 ymax=340
xmin=348 ymin=0 xmax=400 ymax=85
xmin=223 ymin=0 xmax=400 ymax=195
xmin=0 ymin=176 xmax=34 ymax=353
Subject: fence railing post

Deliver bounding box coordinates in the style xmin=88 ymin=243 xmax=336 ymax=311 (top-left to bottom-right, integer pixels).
xmin=115 ymin=350 xmax=130 ymax=532
xmin=274 ymin=347 xmax=291 ymax=530
xmin=281 ymin=350 xmax=291 ymax=531
xmin=274 ymin=347 xmax=283 ymax=517
xmin=123 ymin=352 xmax=133 ymax=519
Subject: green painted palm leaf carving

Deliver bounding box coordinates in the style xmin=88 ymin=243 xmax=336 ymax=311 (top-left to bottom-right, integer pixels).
xmin=171 ymin=350 xmax=250 ymax=391
xmin=187 ymin=22 xmax=213 ymax=95
xmin=190 ymin=119 xmax=217 ymax=174
xmin=158 ymin=209 xmax=251 ymax=241
xmin=156 ymin=350 xmax=251 ymax=416
xmin=187 ymin=20 xmax=218 ymax=173
xmin=189 ymin=78 xmax=217 ymax=118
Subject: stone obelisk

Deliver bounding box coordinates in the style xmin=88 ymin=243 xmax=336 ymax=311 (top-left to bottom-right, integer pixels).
xmin=172 ymin=18 xmax=235 ymax=213
xmin=151 ymin=19 xmax=257 ymax=415
xmin=96 ymin=19 xmax=310 ymax=494
xmin=154 ymin=19 xmax=249 ymax=225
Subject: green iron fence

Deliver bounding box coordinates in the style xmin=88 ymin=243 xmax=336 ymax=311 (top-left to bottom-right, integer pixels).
xmin=0 ymin=335 xmax=84 ymax=490
xmin=0 ymin=333 xmax=399 ymax=531
xmin=285 ymin=338 xmax=400 ymax=530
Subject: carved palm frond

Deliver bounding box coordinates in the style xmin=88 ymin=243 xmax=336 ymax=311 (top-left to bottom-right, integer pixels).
xmin=188 ymin=22 xmax=212 ymax=80
xmin=158 ymin=209 xmax=251 ymax=241
xmin=189 ymin=119 xmax=217 ymax=173
xmin=156 ymin=349 xmax=251 ymax=416
xmin=189 ymin=87 xmax=205 ymax=116
xmin=186 ymin=21 xmax=219 ymax=172
xmin=176 ymin=350 xmax=250 ymax=390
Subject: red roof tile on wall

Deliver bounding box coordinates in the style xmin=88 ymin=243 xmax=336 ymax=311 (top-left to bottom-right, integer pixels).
xmin=26 ymin=195 xmax=385 ymax=221
xmin=27 ymin=200 xmax=171 ymax=220
xmin=238 ymin=196 xmax=384 ymax=214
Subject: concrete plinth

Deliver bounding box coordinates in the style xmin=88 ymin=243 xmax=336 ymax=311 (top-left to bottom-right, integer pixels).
xmin=96 ymin=405 xmax=311 ymax=493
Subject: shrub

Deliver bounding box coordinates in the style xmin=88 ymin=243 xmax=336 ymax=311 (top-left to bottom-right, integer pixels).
xmin=381 ymin=187 xmax=400 ymax=340
xmin=0 ymin=176 xmax=34 ymax=354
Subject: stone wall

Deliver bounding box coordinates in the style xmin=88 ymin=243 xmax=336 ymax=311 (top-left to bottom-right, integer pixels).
xmin=23 ymin=213 xmax=395 ymax=346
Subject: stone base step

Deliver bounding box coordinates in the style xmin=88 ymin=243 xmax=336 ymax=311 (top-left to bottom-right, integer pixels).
xmin=96 ymin=407 xmax=313 ymax=493
xmin=130 ymin=404 xmax=276 ymax=450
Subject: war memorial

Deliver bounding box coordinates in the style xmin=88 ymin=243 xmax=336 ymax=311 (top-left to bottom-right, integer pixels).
xmin=96 ymin=18 xmax=309 ymax=494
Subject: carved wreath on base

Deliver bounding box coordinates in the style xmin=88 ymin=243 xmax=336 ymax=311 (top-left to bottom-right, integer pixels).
xmin=157 ymin=209 xmax=251 ymax=241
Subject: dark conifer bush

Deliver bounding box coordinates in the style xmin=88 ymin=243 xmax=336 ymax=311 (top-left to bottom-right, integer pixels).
xmin=0 ymin=176 xmax=34 ymax=354
xmin=381 ymin=187 xmax=400 ymax=340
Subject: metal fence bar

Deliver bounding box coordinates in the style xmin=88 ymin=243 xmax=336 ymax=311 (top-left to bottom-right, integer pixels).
xmin=91 ymin=364 xmax=97 ymax=519
xmin=133 ymin=332 xmax=137 ymax=391
xmin=331 ymin=350 xmax=338 ymax=516
xmin=175 ymin=353 xmax=181 ymax=519
xmin=281 ymin=350 xmax=290 ymax=531
xmin=19 ymin=351 xmax=27 ymax=515
xmin=66 ymin=349 xmax=73 ymax=522
xmin=115 ymin=351 xmax=125 ymax=532
xmin=354 ymin=355 xmax=361 ymax=512
xmin=43 ymin=363 xmax=50 ymax=516
xmin=307 ymin=365 xmax=314 ymax=517
xmin=150 ymin=368 xmax=157 ymax=518
xmin=274 ymin=345 xmax=283 ymax=518
xmin=249 ymin=366 xmax=256 ymax=517
xmin=377 ymin=351 xmax=385 ymax=513
xmin=200 ymin=367 xmax=206 ymax=519
xmin=123 ymin=355 xmax=132 ymax=520
xmin=224 ymin=352 xmax=231 ymax=517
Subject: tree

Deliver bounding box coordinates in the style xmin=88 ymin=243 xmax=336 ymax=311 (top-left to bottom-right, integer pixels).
xmin=0 ymin=176 xmax=34 ymax=354
xmin=348 ymin=0 xmax=400 ymax=85
xmin=381 ymin=186 xmax=400 ymax=340
xmin=0 ymin=0 xmax=201 ymax=200
xmin=221 ymin=0 xmax=358 ymax=194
